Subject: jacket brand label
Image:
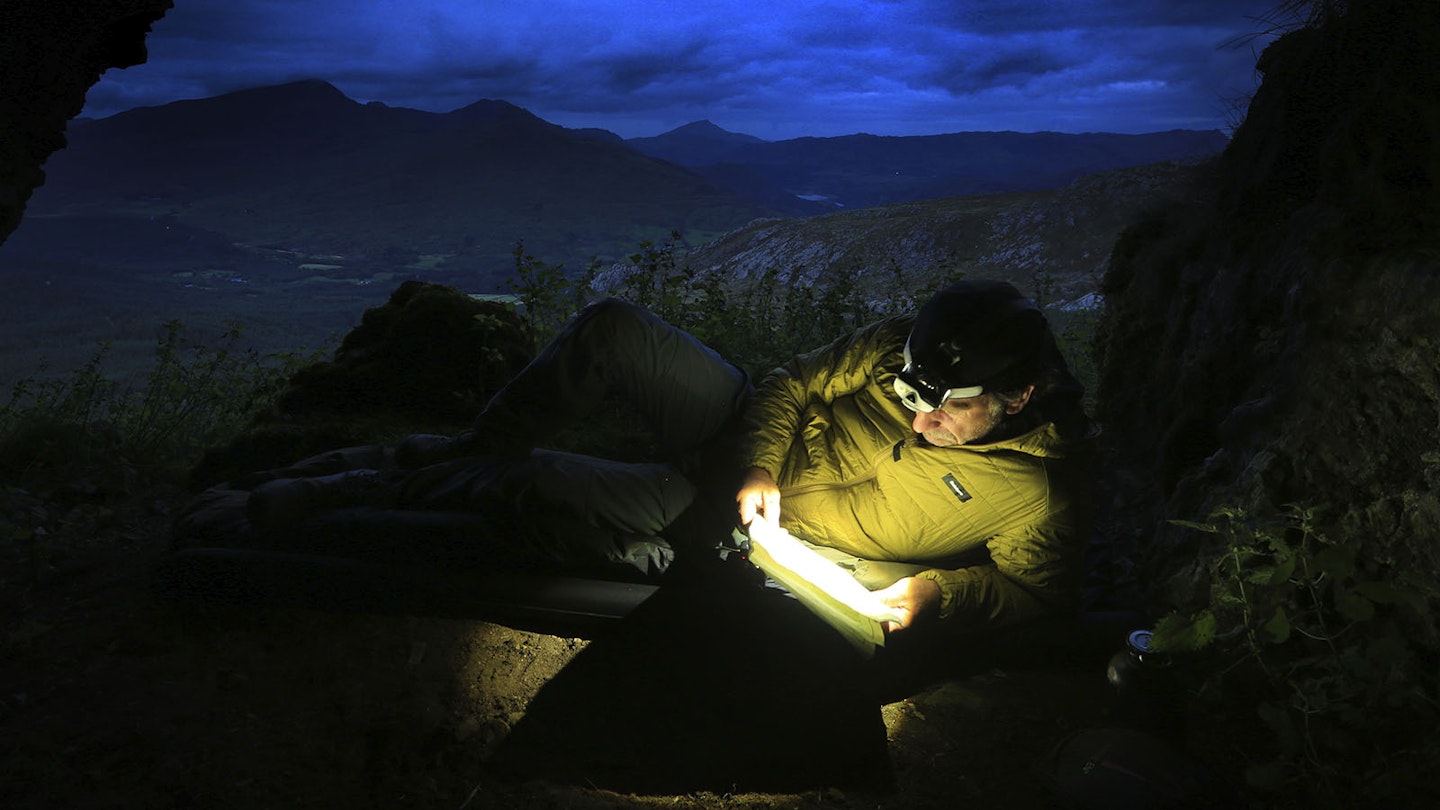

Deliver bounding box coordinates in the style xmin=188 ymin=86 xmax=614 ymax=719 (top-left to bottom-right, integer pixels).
xmin=942 ymin=473 xmax=972 ymax=503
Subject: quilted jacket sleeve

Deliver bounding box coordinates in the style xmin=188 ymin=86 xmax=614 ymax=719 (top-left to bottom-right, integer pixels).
xmin=742 ymin=314 xmax=910 ymax=478
xmin=914 ymin=458 xmax=1089 ymax=629
xmin=914 ymin=528 xmax=1082 ymax=628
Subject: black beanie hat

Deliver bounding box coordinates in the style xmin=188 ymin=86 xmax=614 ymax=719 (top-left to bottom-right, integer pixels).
xmin=905 ymin=279 xmax=1049 ymax=394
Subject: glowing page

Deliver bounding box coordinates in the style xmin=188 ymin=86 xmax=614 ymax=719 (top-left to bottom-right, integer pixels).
xmin=745 ymin=521 xmax=904 ymax=657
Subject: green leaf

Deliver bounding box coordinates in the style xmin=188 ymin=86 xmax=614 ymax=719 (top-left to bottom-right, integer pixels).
xmin=1246 ymin=564 xmax=1278 ymax=584
xmin=1168 ymin=519 xmax=1217 ymax=533
xmin=1215 ymin=591 xmax=1243 ymax=608
xmin=1150 ymin=610 xmax=1218 ymax=652
xmin=1262 ymin=606 xmax=1291 ymax=644
xmin=1268 ymin=553 xmax=1297 ymax=586
xmin=1214 ymin=505 xmax=1248 ymax=521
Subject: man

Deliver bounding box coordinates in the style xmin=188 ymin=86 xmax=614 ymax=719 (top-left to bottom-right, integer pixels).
xmin=248 ymin=279 xmax=1093 ymax=636
xmin=734 ymin=279 xmax=1093 ymax=633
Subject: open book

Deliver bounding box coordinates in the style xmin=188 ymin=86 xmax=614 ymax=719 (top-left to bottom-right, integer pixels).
xmin=741 ymin=522 xmax=904 ymax=658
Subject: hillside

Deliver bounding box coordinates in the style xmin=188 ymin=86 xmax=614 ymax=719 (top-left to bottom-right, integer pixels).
xmin=629 ymin=122 xmax=1227 ymax=209
xmin=0 ymin=158 xmax=1206 ymax=387
xmin=23 ymin=80 xmax=776 ymax=286
xmin=13 ymin=80 xmax=1230 ymax=295
xmin=679 ymin=158 xmax=1212 ymax=309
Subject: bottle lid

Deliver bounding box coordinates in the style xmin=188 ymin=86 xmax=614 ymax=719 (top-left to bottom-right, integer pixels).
xmin=1126 ymin=629 xmax=1170 ymax=668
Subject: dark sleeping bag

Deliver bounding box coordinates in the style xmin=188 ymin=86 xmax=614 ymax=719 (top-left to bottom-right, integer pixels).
xmin=155 ymin=444 xmax=666 ymax=634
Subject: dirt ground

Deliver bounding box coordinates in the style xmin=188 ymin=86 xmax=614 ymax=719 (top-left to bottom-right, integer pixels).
xmin=0 ymin=507 xmax=1226 ymax=810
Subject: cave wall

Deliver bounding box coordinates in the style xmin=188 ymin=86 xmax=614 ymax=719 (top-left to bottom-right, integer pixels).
xmin=0 ymin=0 xmax=173 ymax=247
xmin=1096 ymin=0 xmax=1440 ymax=621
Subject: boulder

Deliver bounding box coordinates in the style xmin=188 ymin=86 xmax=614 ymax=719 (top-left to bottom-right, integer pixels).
xmin=1098 ymin=0 xmax=1440 ymax=617
xmin=188 ymin=281 xmax=531 ymax=487
xmin=0 ymin=0 xmax=173 ymax=246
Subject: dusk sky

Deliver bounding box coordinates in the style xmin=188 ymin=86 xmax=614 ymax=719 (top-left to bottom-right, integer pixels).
xmin=82 ymin=0 xmax=1289 ymax=141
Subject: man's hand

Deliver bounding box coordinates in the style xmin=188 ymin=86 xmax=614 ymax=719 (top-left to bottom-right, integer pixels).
xmin=875 ymin=576 xmax=942 ymax=632
xmin=736 ymin=467 xmax=781 ymax=527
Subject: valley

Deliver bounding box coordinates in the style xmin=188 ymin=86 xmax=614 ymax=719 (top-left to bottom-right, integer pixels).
xmin=0 ymin=155 xmax=1207 ymax=389
xmin=0 ymin=79 xmax=1220 ymax=388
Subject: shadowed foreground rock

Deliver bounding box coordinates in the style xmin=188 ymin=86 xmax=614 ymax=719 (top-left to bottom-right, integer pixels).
xmin=189 ymin=280 xmax=531 ymax=488
xmin=0 ymin=0 xmax=173 ymax=246
xmin=1095 ymin=1 xmax=1440 ymax=804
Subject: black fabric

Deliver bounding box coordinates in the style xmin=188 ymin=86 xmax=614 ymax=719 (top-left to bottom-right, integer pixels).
xmin=150 ymin=546 xmax=662 ymax=636
xmin=471 ymin=298 xmax=752 ymax=461
xmin=906 ymin=279 xmax=1048 ymax=391
xmin=172 ymin=298 xmax=756 ymax=582
xmin=486 ymin=584 xmax=895 ymax=794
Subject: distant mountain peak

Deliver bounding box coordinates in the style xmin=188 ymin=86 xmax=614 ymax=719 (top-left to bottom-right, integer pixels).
xmin=450 ymin=98 xmax=528 ymax=117
xmin=446 ymin=98 xmax=558 ymax=133
xmin=89 ymin=78 xmax=364 ymax=133
xmin=661 ymin=120 xmax=763 ymax=142
xmin=674 ymin=119 xmax=726 ymax=133
xmin=625 ymin=119 xmax=768 ymax=166
xmin=277 ymin=78 xmax=343 ymax=93
xmin=221 ymin=79 xmax=353 ymax=106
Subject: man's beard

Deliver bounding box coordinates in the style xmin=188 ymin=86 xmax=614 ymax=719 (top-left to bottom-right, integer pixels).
xmin=921 ymin=397 xmax=1006 ymax=447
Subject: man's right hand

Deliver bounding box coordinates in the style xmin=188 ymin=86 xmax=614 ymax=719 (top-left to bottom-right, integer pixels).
xmin=736 ymin=467 xmax=781 ymax=527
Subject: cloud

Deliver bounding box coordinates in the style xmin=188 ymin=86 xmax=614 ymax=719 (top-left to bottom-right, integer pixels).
xmin=81 ymin=0 xmax=1277 ymax=139
xmin=905 ymin=0 xmax=1280 ymax=34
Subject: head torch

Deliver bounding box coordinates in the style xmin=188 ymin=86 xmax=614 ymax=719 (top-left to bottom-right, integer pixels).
xmin=893 ymin=339 xmax=985 ymax=413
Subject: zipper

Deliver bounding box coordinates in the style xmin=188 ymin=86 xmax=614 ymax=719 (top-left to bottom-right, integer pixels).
xmin=778 ymin=438 xmax=915 ymax=498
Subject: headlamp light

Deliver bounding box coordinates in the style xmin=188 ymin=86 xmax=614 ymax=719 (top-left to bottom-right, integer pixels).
xmin=893 ymin=340 xmax=984 ymax=413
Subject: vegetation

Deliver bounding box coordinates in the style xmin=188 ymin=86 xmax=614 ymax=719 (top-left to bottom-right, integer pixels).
xmin=0 ymin=322 xmax=324 ymax=614
xmin=2 ymin=225 xmax=1106 ymax=490
xmin=502 ymin=232 xmax=1104 ymax=464
xmin=8 ymin=156 xmax=1195 ymax=397
xmin=2 ymin=321 xmax=316 ymax=475
xmin=2 ymin=231 xmax=1104 ymax=572
xmin=509 ymin=230 xmax=952 ymax=380
xmin=1152 ymin=505 xmax=1439 ymax=808
xmin=0 ymin=243 xmax=381 ymax=388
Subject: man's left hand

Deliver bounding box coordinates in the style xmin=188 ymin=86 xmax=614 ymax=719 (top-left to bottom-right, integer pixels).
xmin=874 ymin=576 xmax=942 ymax=632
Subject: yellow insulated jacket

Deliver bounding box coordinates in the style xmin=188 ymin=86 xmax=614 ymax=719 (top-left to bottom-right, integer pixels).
xmin=743 ymin=313 xmax=1091 ymax=630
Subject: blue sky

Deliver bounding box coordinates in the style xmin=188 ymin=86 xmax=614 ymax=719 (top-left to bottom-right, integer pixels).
xmin=83 ymin=0 xmax=1290 ymax=140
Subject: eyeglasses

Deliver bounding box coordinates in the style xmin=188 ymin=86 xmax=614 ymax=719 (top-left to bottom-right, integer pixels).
xmin=893 ymin=340 xmax=984 ymax=413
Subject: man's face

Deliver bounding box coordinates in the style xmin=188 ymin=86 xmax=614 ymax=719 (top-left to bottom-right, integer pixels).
xmin=911 ymin=395 xmax=1004 ymax=446
xmin=910 ymin=386 xmax=1033 ymax=446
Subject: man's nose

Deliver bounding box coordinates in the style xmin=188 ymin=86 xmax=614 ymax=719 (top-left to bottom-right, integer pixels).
xmin=912 ymin=410 xmax=940 ymax=432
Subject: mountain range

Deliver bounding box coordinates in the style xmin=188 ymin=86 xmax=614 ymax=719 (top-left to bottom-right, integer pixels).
xmin=11 ymin=79 xmax=1227 ymax=286
xmin=627 ymin=118 xmax=1225 ymax=211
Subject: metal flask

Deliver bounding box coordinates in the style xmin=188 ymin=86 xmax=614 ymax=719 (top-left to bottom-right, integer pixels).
xmin=1105 ymin=629 xmax=1180 ymax=739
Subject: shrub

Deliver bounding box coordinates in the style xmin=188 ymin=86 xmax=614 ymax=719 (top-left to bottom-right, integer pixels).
xmin=1154 ymin=505 xmax=1440 ymax=807
xmin=0 ymin=321 xmax=313 ymax=480
xmin=0 ymin=322 xmax=318 ymax=586
xmin=516 ymin=230 xmax=945 ymax=379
